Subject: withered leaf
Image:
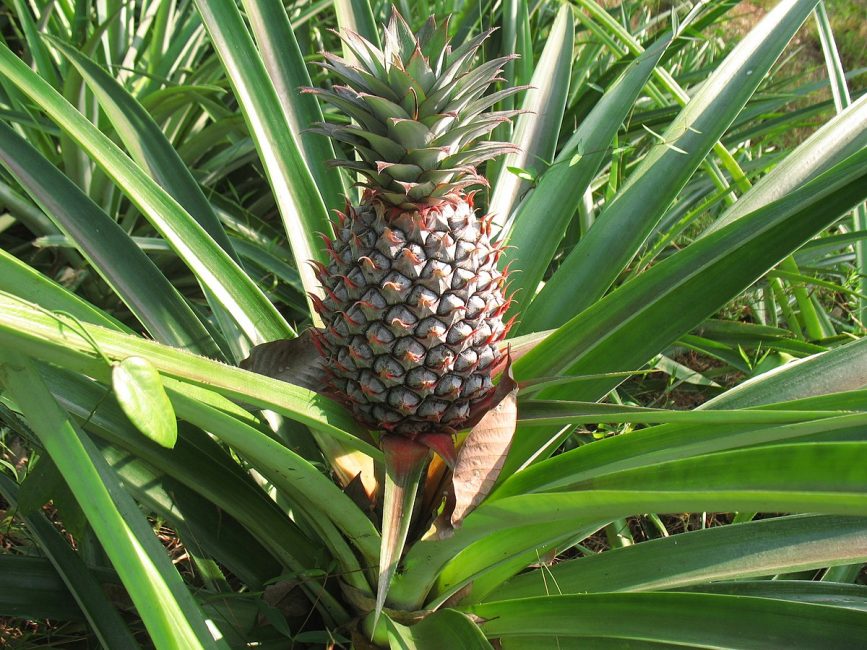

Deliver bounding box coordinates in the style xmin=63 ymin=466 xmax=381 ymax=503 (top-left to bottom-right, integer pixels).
xmin=239 ymin=329 xmax=326 ymax=391
xmin=450 ymin=365 xmax=518 ymax=527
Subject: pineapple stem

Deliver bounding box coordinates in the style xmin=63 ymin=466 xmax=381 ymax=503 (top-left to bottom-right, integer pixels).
xmin=374 ymin=435 xmax=431 ymax=631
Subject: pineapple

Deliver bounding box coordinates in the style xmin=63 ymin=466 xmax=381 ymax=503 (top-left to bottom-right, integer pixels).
xmin=304 ymin=10 xmax=522 ymax=437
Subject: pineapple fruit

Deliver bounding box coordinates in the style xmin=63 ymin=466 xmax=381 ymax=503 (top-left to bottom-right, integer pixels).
xmin=304 ymin=9 xmax=522 ymax=437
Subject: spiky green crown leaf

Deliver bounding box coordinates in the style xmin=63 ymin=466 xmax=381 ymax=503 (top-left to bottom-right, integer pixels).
xmin=304 ymin=8 xmax=524 ymax=208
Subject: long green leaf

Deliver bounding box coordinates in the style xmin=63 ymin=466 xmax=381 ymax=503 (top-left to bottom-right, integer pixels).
xmin=40 ymin=364 xmax=321 ymax=570
xmin=492 ymin=514 xmax=867 ymax=600
xmin=333 ymin=0 xmax=381 ymax=53
xmin=88 ymin=435 xmax=350 ymax=625
xmin=193 ymin=0 xmax=332 ymax=317
xmin=420 ymin=521 xmax=602 ymax=610
xmin=706 ymin=93 xmax=867 ymax=234
xmin=241 ymin=0 xmax=347 ymax=214
xmin=516 ymin=150 xmax=867 ymax=382
xmin=813 ymin=2 xmax=867 ymax=323
xmin=385 ymin=609 xmax=492 ymax=650
xmin=166 ymin=387 xmax=381 ymax=566
xmin=498 ymin=411 xmax=867 ymax=498
xmin=45 ymin=37 xmax=237 ymax=261
xmin=49 ymin=29 xmax=254 ymax=358
xmin=394 ymin=441 xmax=867 ymax=609
xmin=0 ymin=291 xmax=380 ymax=459
xmin=468 ymin=592 xmax=867 ymax=647
xmin=10 ymin=0 xmax=61 ymax=90
xmin=518 ymin=400 xmax=849 ymax=427
xmin=501 ymin=35 xmax=670 ymax=312
xmin=376 ymin=438 xmax=430 ymax=624
xmin=678 ymin=580 xmax=867 ymax=610
xmin=0 ymin=249 xmax=126 ymax=331
xmin=0 ymin=122 xmax=221 ymax=357
xmin=506 ymin=148 xmax=867 ymax=471
xmin=489 ymin=4 xmax=573 ymax=230
xmin=87 ymin=438 xmax=283 ymax=590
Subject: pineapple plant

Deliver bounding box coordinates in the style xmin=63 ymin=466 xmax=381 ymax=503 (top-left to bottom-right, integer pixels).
xmin=242 ymin=12 xmax=526 ymax=622
xmin=1 ymin=1 xmax=867 ymax=648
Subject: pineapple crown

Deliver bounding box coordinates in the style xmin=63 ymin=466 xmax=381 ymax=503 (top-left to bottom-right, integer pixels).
xmin=304 ymin=8 xmax=524 ymax=209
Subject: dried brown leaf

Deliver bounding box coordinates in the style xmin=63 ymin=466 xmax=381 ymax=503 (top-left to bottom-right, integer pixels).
xmin=450 ymin=365 xmax=518 ymax=527
xmin=239 ymin=329 xmax=326 ymax=391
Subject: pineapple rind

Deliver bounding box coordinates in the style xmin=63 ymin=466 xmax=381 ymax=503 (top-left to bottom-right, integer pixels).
xmin=313 ymin=199 xmax=507 ymax=434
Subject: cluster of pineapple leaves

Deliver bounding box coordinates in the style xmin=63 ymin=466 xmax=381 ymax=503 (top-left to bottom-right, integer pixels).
xmin=0 ymin=0 xmax=866 ymax=648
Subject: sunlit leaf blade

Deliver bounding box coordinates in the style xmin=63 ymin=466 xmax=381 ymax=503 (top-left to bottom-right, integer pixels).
xmin=468 ymin=592 xmax=867 ymax=646
xmin=563 ymin=441 xmax=867 ymax=495
xmin=9 ymin=0 xmax=61 ymax=90
xmin=112 ymin=357 xmax=178 ymax=449
xmin=499 ymin=408 xmax=867 ymax=499
xmin=45 ymin=36 xmax=238 ymax=262
xmin=496 ymin=636 xmax=670 ymax=649
xmin=515 ymin=147 xmax=867 ymax=386
xmin=393 ymin=441 xmax=867 ymax=607
xmin=241 ymin=0 xmax=347 ymax=214
xmin=506 ymin=149 xmax=867 ymax=472
xmin=1 ymin=3 xmax=865 ymax=646
xmin=0 ymin=249 xmax=127 ymax=332
xmin=492 ymin=514 xmax=867 ymax=600
xmin=812 ymin=2 xmax=867 ymax=324
xmin=522 ymin=0 xmax=821 ymax=331
xmin=334 ymin=0 xmax=381 ymax=53
xmin=0 ymin=351 xmax=226 ymax=649
xmin=47 ymin=35 xmax=255 ymax=357
xmin=38 ymin=364 xmax=357 ymax=601
xmin=489 ymin=4 xmax=573 ymax=230
xmin=517 ymin=400 xmax=848 ymax=427
xmin=705 ymin=93 xmax=867 ymax=234
xmin=165 ymin=387 xmax=380 ymax=566
xmin=193 ymin=0 xmax=333 ymax=316
xmin=89 ymin=434 xmax=353 ymax=623
xmin=422 ymin=521 xmax=602 ymax=610
xmin=0 ymin=291 xmax=379 ymax=458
